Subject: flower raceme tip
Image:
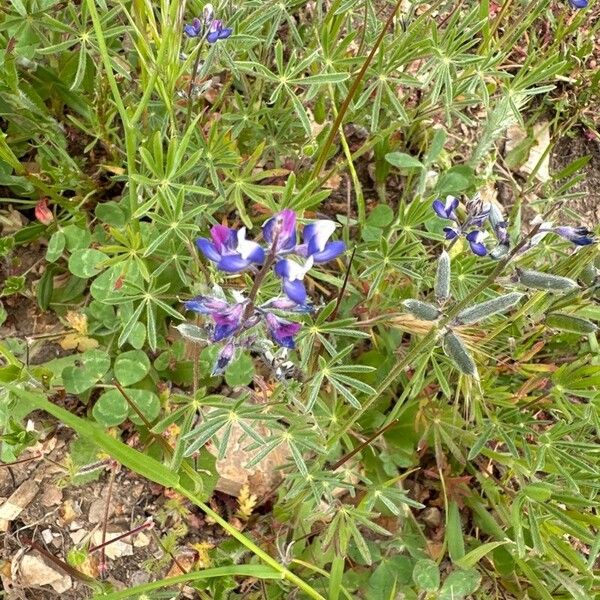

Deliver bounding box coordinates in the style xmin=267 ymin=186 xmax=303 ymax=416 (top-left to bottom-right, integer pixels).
xmin=184 ymin=4 xmax=232 ymax=43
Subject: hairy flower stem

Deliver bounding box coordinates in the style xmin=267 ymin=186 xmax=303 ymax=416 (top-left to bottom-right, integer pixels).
xmin=243 ymin=236 xmax=279 ymax=320
xmin=327 ymin=207 xmax=560 ymax=451
xmin=184 ymin=39 xmax=206 ymax=132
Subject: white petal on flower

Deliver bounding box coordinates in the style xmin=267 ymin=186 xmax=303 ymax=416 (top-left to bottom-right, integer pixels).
xmin=310 ymin=220 xmax=336 ymax=252
xmin=236 ymin=227 xmax=262 ymax=260
xmin=286 ymin=256 xmax=314 ymax=281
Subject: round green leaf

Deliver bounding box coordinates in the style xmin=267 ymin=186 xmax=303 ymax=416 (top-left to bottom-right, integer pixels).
xmin=366 ymin=205 xmax=394 ymax=228
xmin=114 ymin=350 xmax=151 ymax=386
xmin=62 ymin=350 xmax=110 ymax=394
xmin=126 ymin=389 xmax=161 ymax=425
xmin=439 ymin=569 xmax=482 ymax=600
xmin=68 ymin=249 xmax=108 ymax=279
xmin=62 ymin=224 xmax=91 ymax=252
xmin=225 ymin=353 xmax=254 ymax=387
xmin=92 ymin=389 xmax=129 ymax=427
xmin=95 ymin=201 xmax=127 ymax=227
xmin=412 ymin=558 xmax=440 ymax=592
xmin=90 ymin=265 xmax=124 ymax=302
xmin=46 ymin=231 xmax=65 ymax=263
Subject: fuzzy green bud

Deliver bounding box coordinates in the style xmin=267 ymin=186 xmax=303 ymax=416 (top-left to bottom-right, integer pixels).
xmin=517 ymin=269 xmax=579 ymax=292
xmin=402 ymin=299 xmax=441 ymax=321
xmin=435 ymin=251 xmax=451 ymax=300
xmin=443 ymin=330 xmax=477 ymax=377
xmin=456 ymin=292 xmax=524 ymax=325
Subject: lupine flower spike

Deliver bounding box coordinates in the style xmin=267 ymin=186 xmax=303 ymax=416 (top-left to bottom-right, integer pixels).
xmin=184 ymin=210 xmax=345 ymax=374
xmin=433 ymin=193 xmax=490 ymax=257
xmin=184 ymin=4 xmax=232 ymax=43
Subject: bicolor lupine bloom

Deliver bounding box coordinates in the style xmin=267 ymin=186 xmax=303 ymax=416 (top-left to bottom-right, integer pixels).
xmin=196 ymin=225 xmax=264 ymax=272
xmin=186 ymin=210 xmax=345 ymax=373
xmin=433 ymin=194 xmax=491 ymax=256
xmin=552 ymin=226 xmax=595 ymax=246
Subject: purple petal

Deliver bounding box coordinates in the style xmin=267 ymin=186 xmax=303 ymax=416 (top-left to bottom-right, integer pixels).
xmin=244 ymin=243 xmax=265 ymax=264
xmin=283 ymin=278 xmax=307 ymax=305
xmin=446 ymin=196 xmax=459 ymax=213
xmin=218 ymin=27 xmax=232 ymax=39
xmin=196 ymin=238 xmax=221 ymax=262
xmin=263 ymin=209 xmax=297 ymax=251
xmin=554 ymin=226 xmax=595 ymax=246
xmin=218 ymin=254 xmax=250 ymax=272
xmin=311 ymin=241 xmax=345 ymax=264
xmin=432 ymin=199 xmax=448 ymax=219
xmin=469 ymin=241 xmax=487 ymax=256
xmin=206 ymin=31 xmax=219 ymax=43
xmin=265 ymin=313 xmax=301 ymax=349
xmin=466 ymin=230 xmax=487 ymax=256
xmin=210 ymin=224 xmax=234 ymax=253
xmin=184 ymin=296 xmax=229 ymax=314
xmin=274 ymin=259 xmax=291 ymax=279
xmin=443 ymin=227 xmax=459 ymax=240
xmin=569 ymin=0 xmax=587 ymax=7
xmin=183 ymin=23 xmax=200 ymax=37
xmin=212 ymin=304 xmax=244 ymax=340
xmin=235 ymin=228 xmax=265 ymax=264
xmin=212 ymin=342 xmax=235 ymax=375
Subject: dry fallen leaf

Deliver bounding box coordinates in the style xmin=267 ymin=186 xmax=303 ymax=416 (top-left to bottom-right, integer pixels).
xmin=60 ymin=311 xmax=98 ymax=351
xmin=0 ymin=480 xmax=39 ymax=531
xmin=505 ymin=122 xmax=550 ymax=182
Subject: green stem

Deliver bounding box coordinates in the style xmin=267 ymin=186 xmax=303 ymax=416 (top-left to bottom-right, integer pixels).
xmin=177 ymin=487 xmax=326 ymax=600
xmin=311 ymin=0 xmax=404 ymax=178
xmin=328 ymin=211 xmax=557 ymax=449
xmin=184 ymin=38 xmax=206 ymax=132
xmin=85 ymin=0 xmax=139 ymax=224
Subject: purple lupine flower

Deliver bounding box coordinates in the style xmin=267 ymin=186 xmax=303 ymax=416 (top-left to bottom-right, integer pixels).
xmin=297 ymin=220 xmax=345 ymax=263
xmin=263 ymin=209 xmax=297 ymax=253
xmin=553 ymin=226 xmax=595 ymax=246
xmin=466 ymin=230 xmax=487 ymax=256
xmin=183 ymin=295 xmax=229 ymax=315
xmin=184 ymin=296 xmax=245 ymax=341
xmin=213 ymin=341 xmax=235 ymax=375
xmin=569 ymin=0 xmax=587 ymax=8
xmin=212 ymin=302 xmax=245 ymax=340
xmin=275 ymin=257 xmax=314 ymax=305
xmin=432 ymin=196 xmax=459 ymax=221
xmin=196 ymin=225 xmax=264 ymax=272
xmin=206 ymin=19 xmax=232 ymax=43
xmin=184 ymin=18 xmax=203 ymax=38
xmin=264 ymin=313 xmax=302 ymax=349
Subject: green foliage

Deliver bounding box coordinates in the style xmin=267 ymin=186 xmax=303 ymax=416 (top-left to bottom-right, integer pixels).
xmin=1 ymin=0 xmax=599 ymax=598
